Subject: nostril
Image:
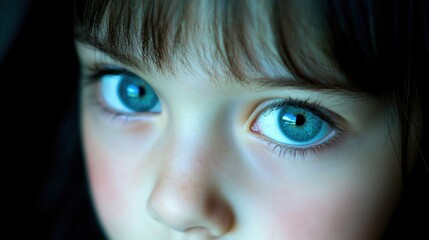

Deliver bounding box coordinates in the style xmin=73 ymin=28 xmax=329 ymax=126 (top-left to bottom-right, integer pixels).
xmin=205 ymin=196 xmax=235 ymax=235
xmin=184 ymin=226 xmax=210 ymax=235
xmin=185 ymin=226 xmax=232 ymax=239
xmin=145 ymin=147 xmax=235 ymax=237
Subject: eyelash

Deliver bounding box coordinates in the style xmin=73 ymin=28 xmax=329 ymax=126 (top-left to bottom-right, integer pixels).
xmin=83 ymin=66 xmax=348 ymax=158
xmin=83 ymin=66 xmax=152 ymax=123
xmin=254 ymin=98 xmax=348 ymax=159
xmin=84 ymin=65 xmax=127 ymax=84
xmin=85 ymin=93 xmax=146 ymax=123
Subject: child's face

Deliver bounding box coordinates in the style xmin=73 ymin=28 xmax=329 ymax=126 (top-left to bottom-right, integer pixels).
xmin=77 ymin=2 xmax=403 ymax=239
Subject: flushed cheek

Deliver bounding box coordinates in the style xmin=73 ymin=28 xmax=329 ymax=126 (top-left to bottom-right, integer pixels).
xmin=84 ymin=140 xmax=137 ymax=235
xmin=81 ymin=113 xmax=161 ymax=237
xmin=241 ymin=131 xmax=401 ymax=239
xmin=84 ymin=138 xmax=165 ymax=239
xmin=263 ymin=190 xmax=358 ymax=240
xmin=254 ymin=173 xmax=400 ymax=240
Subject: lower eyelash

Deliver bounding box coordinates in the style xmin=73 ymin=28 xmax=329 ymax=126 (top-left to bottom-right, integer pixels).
xmin=85 ymin=93 xmax=145 ymax=124
xmin=253 ymin=98 xmax=350 ymax=159
xmin=96 ymin=103 xmax=154 ymax=124
xmin=97 ymin=105 xmax=133 ymax=122
xmin=260 ymin=130 xmax=347 ymax=159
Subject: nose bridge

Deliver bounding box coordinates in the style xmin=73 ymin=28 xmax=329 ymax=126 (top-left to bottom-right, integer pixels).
xmin=160 ymin=91 xmax=229 ymax=178
xmin=162 ymin=107 xmax=220 ymax=178
xmin=146 ymin=111 xmax=234 ymax=236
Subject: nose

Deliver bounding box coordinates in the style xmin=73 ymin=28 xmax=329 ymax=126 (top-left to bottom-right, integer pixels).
xmin=146 ymin=143 xmax=234 ymax=237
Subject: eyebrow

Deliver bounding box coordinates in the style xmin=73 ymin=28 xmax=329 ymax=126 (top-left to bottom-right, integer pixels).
xmin=76 ymin=38 xmax=365 ymax=97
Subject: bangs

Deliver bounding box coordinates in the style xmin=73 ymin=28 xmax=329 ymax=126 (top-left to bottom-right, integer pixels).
xmin=73 ymin=0 xmax=427 ymax=184
xmin=74 ymin=0 xmax=352 ymax=90
xmin=73 ymin=0 xmax=423 ymax=97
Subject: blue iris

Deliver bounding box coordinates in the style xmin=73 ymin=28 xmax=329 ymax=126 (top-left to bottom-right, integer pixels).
xmin=117 ymin=74 xmax=159 ymax=112
xmin=278 ymin=105 xmax=323 ymax=143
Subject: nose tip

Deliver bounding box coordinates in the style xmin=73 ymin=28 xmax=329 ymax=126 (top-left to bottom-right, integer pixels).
xmin=147 ymin=176 xmax=234 ymax=237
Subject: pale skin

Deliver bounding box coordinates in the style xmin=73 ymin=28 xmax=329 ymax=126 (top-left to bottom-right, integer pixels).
xmin=77 ymin=3 xmax=403 ymax=239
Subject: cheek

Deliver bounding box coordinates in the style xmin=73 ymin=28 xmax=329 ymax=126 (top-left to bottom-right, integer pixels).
xmin=83 ymin=131 xmax=136 ymax=235
xmin=266 ymin=184 xmax=395 ymax=240
xmin=268 ymin=194 xmax=351 ymax=239
xmin=242 ymin=143 xmax=401 ymax=240
xmin=84 ymin=143 xmax=125 ymax=223
xmin=81 ymin=111 xmax=161 ymax=236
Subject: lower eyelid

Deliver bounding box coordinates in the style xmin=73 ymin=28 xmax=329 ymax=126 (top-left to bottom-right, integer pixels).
xmin=95 ymin=104 xmax=159 ymax=125
xmin=83 ymin=88 xmax=156 ymax=125
xmin=248 ymin=103 xmax=351 ymax=159
xmin=253 ymin=130 xmax=346 ymax=159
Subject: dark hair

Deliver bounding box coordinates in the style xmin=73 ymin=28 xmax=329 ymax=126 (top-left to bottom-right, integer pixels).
xmin=44 ymin=0 xmax=429 ymax=239
xmin=74 ymin=0 xmax=427 ymax=176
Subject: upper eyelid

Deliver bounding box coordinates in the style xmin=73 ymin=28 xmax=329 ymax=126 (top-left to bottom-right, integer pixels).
xmin=76 ymin=43 xmax=368 ymax=98
xmin=250 ymin=99 xmax=350 ymax=159
xmin=256 ymin=98 xmax=349 ymax=132
xmin=89 ymin=68 xmax=131 ymax=80
xmin=78 ymin=59 xmax=369 ymax=117
xmin=81 ymin=65 xmax=144 ymax=86
xmin=83 ymin=64 xmax=354 ymax=134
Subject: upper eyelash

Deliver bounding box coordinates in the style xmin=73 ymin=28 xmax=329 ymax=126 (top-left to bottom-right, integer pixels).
xmin=82 ymin=65 xmax=131 ymax=85
xmin=259 ymin=98 xmax=340 ymax=130
xmin=82 ymin=66 xmax=152 ymax=121
xmin=255 ymin=98 xmax=348 ymax=158
xmin=84 ymin=66 xmax=347 ymax=155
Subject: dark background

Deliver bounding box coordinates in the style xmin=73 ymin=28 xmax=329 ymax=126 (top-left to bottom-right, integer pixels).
xmin=1 ymin=0 xmax=103 ymax=239
xmin=1 ymin=0 xmax=428 ymax=239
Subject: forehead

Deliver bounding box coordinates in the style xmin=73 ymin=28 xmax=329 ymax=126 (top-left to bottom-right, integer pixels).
xmin=75 ymin=0 xmax=349 ymax=89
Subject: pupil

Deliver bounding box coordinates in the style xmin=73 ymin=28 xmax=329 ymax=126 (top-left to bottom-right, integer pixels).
xmin=295 ymin=114 xmax=305 ymax=126
xmin=127 ymin=84 xmax=146 ymax=98
xmin=138 ymin=86 xmax=146 ymax=96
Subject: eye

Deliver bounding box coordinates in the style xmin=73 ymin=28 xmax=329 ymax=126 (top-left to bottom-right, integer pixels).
xmin=251 ymin=99 xmax=337 ymax=149
xmin=98 ymin=70 xmax=161 ymax=113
